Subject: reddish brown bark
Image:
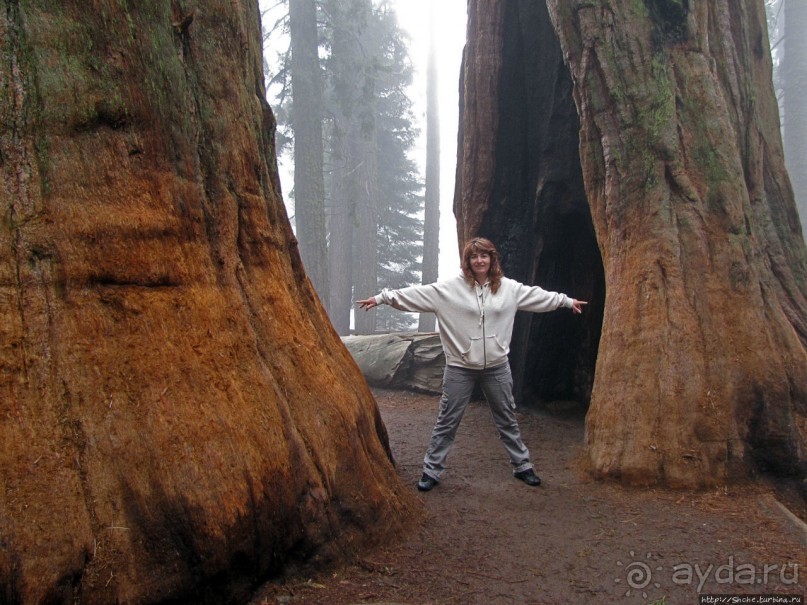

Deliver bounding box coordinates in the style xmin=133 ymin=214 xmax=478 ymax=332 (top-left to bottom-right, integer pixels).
xmin=456 ymin=0 xmax=807 ymax=487
xmin=546 ymin=0 xmax=807 ymax=486
xmin=454 ymin=1 xmax=505 ymax=245
xmin=0 ymin=1 xmax=415 ymax=601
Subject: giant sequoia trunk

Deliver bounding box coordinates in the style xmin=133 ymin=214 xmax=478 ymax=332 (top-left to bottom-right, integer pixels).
xmin=459 ymin=0 xmax=807 ymax=486
xmin=0 ymin=1 xmax=415 ymax=602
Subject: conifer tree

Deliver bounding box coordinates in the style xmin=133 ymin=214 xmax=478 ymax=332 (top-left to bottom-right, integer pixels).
xmin=264 ymin=0 xmax=424 ymax=334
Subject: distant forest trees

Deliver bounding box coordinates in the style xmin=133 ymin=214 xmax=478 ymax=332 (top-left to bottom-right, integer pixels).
xmin=418 ymin=16 xmax=440 ymax=333
xmin=766 ymin=0 xmax=807 ymax=235
xmin=262 ymin=0 xmax=806 ymax=343
xmin=263 ymin=0 xmax=426 ymax=334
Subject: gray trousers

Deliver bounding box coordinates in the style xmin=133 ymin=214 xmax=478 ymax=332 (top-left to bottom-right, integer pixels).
xmin=423 ymin=363 xmax=533 ymax=480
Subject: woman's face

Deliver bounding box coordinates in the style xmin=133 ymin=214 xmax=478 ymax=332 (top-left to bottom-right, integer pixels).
xmin=469 ymin=251 xmax=491 ymax=282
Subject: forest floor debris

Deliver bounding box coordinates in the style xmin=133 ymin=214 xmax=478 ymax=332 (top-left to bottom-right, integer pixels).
xmin=250 ymin=388 xmax=806 ymax=605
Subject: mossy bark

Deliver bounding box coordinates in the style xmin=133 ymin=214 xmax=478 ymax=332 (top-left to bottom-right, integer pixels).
xmin=543 ymin=0 xmax=807 ymax=486
xmin=456 ymin=0 xmax=807 ymax=487
xmin=0 ymin=1 xmax=416 ymax=602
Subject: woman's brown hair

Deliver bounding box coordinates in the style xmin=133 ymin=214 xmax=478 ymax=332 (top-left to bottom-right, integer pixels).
xmin=461 ymin=237 xmax=503 ymax=293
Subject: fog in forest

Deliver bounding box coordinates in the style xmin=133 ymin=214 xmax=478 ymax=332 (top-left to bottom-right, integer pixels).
xmin=767 ymin=0 xmax=807 ymax=241
xmin=4 ymin=1 xmax=807 ymax=602
xmin=260 ymin=0 xmax=467 ymax=333
xmin=260 ymin=0 xmax=807 ymax=333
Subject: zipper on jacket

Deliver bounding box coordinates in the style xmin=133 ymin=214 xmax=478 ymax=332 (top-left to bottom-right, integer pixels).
xmin=482 ymin=310 xmax=486 ymax=369
xmin=477 ymin=282 xmax=487 ymax=369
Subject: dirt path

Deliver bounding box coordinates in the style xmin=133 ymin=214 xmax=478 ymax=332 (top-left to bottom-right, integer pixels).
xmin=251 ymin=388 xmax=807 ymax=605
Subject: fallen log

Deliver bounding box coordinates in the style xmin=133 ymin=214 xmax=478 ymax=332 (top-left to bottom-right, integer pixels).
xmin=342 ymin=332 xmax=445 ymax=394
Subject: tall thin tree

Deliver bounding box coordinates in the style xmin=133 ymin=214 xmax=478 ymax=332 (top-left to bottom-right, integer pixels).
xmin=352 ymin=133 xmax=381 ymax=335
xmin=325 ymin=0 xmax=377 ymax=334
xmin=289 ymin=0 xmax=329 ymax=304
xmin=327 ymin=131 xmax=355 ymax=335
xmin=783 ymin=0 xmax=807 ymax=234
xmin=419 ymin=8 xmax=440 ymax=333
xmin=373 ymin=2 xmax=425 ymax=332
xmin=267 ymin=0 xmax=423 ymax=334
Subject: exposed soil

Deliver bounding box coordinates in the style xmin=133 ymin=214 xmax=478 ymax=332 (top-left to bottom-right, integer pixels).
xmin=250 ymin=388 xmax=807 ymax=605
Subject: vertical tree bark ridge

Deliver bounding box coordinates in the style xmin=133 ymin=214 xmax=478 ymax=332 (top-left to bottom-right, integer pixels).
xmin=544 ymin=0 xmax=807 ymax=486
xmin=453 ymin=0 xmax=505 ymax=245
xmin=0 ymin=1 xmax=417 ymax=602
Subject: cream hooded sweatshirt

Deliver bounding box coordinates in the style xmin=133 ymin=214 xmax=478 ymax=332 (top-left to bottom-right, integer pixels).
xmin=374 ymin=274 xmax=573 ymax=370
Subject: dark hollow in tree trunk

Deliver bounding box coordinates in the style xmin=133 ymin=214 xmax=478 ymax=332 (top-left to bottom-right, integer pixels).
xmin=455 ymin=0 xmax=604 ymax=410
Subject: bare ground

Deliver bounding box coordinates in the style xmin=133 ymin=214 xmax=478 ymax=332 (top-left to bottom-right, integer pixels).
xmin=250 ymin=388 xmax=807 ymax=605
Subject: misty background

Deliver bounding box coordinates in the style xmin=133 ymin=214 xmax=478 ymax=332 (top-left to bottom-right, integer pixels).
xmin=259 ymin=0 xmax=805 ymax=335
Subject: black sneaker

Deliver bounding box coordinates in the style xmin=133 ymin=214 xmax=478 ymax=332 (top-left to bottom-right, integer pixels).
xmin=417 ymin=473 xmax=438 ymax=492
xmin=514 ymin=468 xmax=541 ymax=486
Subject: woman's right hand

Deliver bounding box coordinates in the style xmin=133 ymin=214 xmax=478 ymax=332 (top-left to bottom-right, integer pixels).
xmin=571 ymin=299 xmax=588 ymax=314
xmin=356 ymin=297 xmax=378 ymax=310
